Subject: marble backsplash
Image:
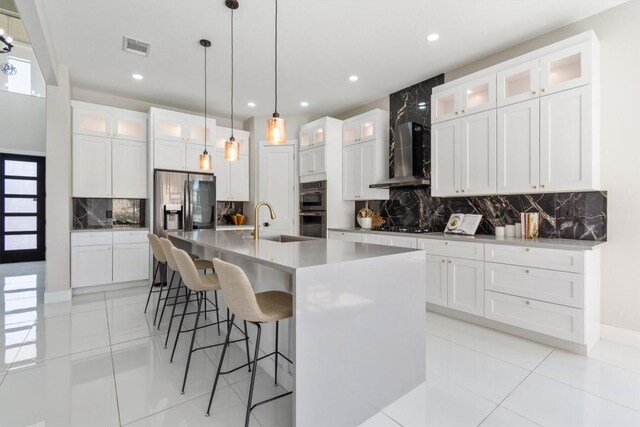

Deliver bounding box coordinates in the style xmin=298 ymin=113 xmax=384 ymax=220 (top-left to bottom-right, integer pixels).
xmin=356 ymin=191 xmax=607 ymax=241
xmin=217 ymin=201 xmax=245 ymax=224
xmin=355 ymin=73 xmax=607 ymax=241
xmin=73 ymin=198 xmax=146 ymax=229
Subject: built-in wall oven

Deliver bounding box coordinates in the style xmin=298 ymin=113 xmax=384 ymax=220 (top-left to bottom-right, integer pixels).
xmin=300 ymin=180 xmax=327 ymax=238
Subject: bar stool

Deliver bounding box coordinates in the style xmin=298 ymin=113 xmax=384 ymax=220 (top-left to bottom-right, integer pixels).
xmin=171 ymin=248 xmax=252 ymax=395
xmin=145 ymin=234 xmax=168 ymax=322
xmin=158 ymin=238 xmax=218 ymax=347
xmin=206 ymin=258 xmax=293 ymax=426
xmin=157 ymin=238 xmax=215 ymax=331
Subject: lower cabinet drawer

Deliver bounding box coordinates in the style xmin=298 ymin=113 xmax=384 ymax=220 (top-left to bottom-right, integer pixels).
xmin=485 ymin=244 xmax=584 ymax=273
xmin=485 ymin=262 xmax=584 ymax=308
xmin=113 ymin=230 xmax=149 ymax=244
xmin=485 ymin=291 xmax=584 ymax=343
xmin=71 ymin=231 xmax=113 ymax=247
xmin=417 ymin=239 xmax=484 ymax=261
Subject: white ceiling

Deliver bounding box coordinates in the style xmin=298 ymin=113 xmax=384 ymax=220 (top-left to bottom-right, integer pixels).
xmin=37 ymin=0 xmax=625 ymax=120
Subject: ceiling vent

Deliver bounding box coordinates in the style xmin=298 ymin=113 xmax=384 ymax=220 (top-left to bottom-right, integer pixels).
xmin=123 ymin=36 xmax=151 ymax=56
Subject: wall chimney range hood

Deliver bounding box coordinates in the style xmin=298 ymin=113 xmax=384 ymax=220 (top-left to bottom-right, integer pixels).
xmin=370 ymin=122 xmax=430 ymax=189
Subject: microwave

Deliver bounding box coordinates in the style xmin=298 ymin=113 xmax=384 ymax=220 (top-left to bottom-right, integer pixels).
xmin=299 ymin=180 xmax=327 ymax=211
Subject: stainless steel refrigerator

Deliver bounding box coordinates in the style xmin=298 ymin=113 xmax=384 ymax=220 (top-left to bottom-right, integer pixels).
xmin=153 ymin=170 xmax=216 ymax=236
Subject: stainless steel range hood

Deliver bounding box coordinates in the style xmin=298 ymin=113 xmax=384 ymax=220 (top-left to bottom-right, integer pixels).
xmin=370 ymin=121 xmax=430 ymax=189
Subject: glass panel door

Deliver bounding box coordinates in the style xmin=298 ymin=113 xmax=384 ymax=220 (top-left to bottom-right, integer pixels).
xmin=0 ymin=154 xmax=45 ymax=263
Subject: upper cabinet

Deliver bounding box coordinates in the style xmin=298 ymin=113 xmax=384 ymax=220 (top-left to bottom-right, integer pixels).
xmin=432 ymin=31 xmax=600 ymax=196
xmin=213 ymin=126 xmax=250 ymax=201
xmin=72 ymin=102 xmax=148 ymax=198
xmin=341 ymin=109 xmax=390 ymax=200
xmin=73 ymin=102 xmax=147 ymax=142
xmin=497 ymin=41 xmax=593 ymax=107
xmin=298 ymin=117 xmax=343 ymax=184
xmin=150 ymin=108 xmax=220 ymax=172
xmin=432 ymin=75 xmax=496 ymax=124
xmin=300 ymin=120 xmax=326 ymax=150
xmin=152 ymin=109 xmax=213 ymax=144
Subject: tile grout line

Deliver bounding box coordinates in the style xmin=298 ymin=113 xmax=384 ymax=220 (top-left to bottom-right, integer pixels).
xmin=426 ymin=330 xmax=551 ymax=371
xmin=103 ymin=292 xmax=124 ymax=427
xmin=475 ymin=348 xmax=555 ymax=427
xmin=1 ymin=318 xmax=37 ymax=380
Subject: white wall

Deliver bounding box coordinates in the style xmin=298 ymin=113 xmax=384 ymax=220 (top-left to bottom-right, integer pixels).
xmin=44 ymin=64 xmax=71 ymax=297
xmin=334 ymin=97 xmax=390 ymax=121
xmin=72 ymin=87 xmax=243 ymax=129
xmin=445 ymin=1 xmax=640 ymax=332
xmin=0 ymin=90 xmax=45 ymax=154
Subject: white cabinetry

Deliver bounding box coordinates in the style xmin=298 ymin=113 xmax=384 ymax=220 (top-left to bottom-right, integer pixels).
xmin=432 ymin=74 xmax=496 ymax=124
xmin=112 ymin=139 xmax=147 ymax=198
xmin=433 ymin=31 xmax=600 ymax=196
xmin=150 ymin=108 xmax=218 ymax=172
xmin=73 ymin=102 xmax=147 ymax=142
xmin=214 ymin=127 xmax=250 ymax=201
xmin=72 ymin=102 xmax=148 ymax=198
xmin=432 ymin=110 xmax=496 ymax=197
xmin=327 ymin=230 xmax=362 ymax=243
xmin=72 ymin=135 xmax=112 ymax=198
xmin=300 ymin=120 xmax=326 ymax=150
xmin=342 ymin=109 xmax=389 ymax=200
xmin=299 ymin=146 xmax=326 ymax=178
xmin=418 ymin=238 xmax=485 ymax=316
xmin=71 ymin=231 xmax=149 ymax=288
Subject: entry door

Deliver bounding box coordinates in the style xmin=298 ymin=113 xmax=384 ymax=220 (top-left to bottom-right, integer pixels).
xmin=0 ymin=154 xmax=46 ymax=263
xmin=258 ymin=144 xmax=296 ymax=236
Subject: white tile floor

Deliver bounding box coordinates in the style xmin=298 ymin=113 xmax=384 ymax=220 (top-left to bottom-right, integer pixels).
xmin=2 ymin=262 xmax=640 ymax=426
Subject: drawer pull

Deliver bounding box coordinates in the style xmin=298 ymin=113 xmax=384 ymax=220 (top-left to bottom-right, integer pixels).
xmin=525 ymin=248 xmax=530 ymax=252
xmin=525 ymin=300 xmax=530 ymax=305
xmin=525 ymin=269 xmax=530 ymax=274
xmin=444 ymin=242 xmax=448 ymax=245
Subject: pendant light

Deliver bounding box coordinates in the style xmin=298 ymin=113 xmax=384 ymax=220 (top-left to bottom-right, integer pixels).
xmin=224 ymin=0 xmax=240 ymax=161
xmin=199 ymin=39 xmax=213 ymax=171
xmin=266 ymin=0 xmax=286 ymax=144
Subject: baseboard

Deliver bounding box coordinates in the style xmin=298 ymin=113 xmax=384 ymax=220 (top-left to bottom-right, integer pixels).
xmin=72 ymin=280 xmax=148 ymax=295
xmin=44 ymin=289 xmax=72 ymax=304
xmin=601 ymin=324 xmax=640 ymax=350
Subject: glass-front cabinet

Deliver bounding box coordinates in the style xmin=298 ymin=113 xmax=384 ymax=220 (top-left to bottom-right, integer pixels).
xmin=153 ymin=111 xmax=214 ymax=144
xmin=459 ymin=75 xmax=496 ymax=116
xmin=431 ymin=86 xmax=461 ymax=124
xmin=540 ymin=41 xmax=592 ymax=95
xmin=497 ymin=59 xmax=541 ymax=107
xmin=300 ymin=120 xmax=326 ymax=150
xmin=343 ymin=115 xmax=376 ymax=145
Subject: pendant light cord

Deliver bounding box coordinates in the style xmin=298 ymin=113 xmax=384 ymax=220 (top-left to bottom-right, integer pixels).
xmin=274 ymin=0 xmax=278 ymax=115
xmin=231 ymin=8 xmax=234 ymax=139
xmin=204 ymin=43 xmax=208 ymax=152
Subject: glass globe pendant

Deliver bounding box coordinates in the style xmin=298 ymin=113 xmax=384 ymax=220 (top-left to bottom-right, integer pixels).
xmin=266 ymin=0 xmax=286 ymax=144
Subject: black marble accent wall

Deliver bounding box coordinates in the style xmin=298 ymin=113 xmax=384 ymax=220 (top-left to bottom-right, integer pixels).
xmin=73 ymin=199 xmax=146 ymax=229
xmin=217 ymin=201 xmax=245 ymax=225
xmin=356 ymin=74 xmax=607 ymax=241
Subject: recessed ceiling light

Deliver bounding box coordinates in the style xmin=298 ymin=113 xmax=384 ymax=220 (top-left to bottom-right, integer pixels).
xmin=132 ymin=73 xmax=144 ymax=80
xmin=349 ymin=75 xmax=359 ymax=82
xmin=300 ymin=101 xmax=309 ymax=107
xmin=248 ymin=102 xmax=256 ymax=107
xmin=427 ymin=33 xmax=440 ymax=42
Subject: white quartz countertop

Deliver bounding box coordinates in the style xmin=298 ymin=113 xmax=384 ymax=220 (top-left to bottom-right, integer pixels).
xmin=216 ymin=224 xmax=254 ymax=231
xmin=168 ymin=229 xmax=420 ymax=273
xmin=71 ymin=228 xmax=149 ymax=233
xmin=329 ymin=228 xmax=606 ymax=251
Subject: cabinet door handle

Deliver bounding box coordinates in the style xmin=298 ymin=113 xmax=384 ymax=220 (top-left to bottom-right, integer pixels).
xmin=448 ymin=260 xmax=452 ymax=264
xmin=532 ymin=185 xmax=537 ymax=189
xmin=525 ymin=269 xmax=530 ymax=274
xmin=526 ymin=248 xmax=531 ymax=252
xmin=441 ymin=259 xmax=445 ymax=263
xmin=455 ymin=190 xmax=460 ymax=193
xmin=541 ymin=184 xmax=546 ymax=188
xmin=525 ymin=300 xmax=530 ymax=305
xmin=540 ymin=88 xmax=546 ymax=93
xmin=532 ymin=90 xmax=537 ymax=95
xmin=461 ymin=109 xmax=465 ymax=114
xmin=461 ymin=189 xmax=465 ymax=193
xmin=444 ymin=242 xmax=448 ymax=245
xmin=455 ymin=111 xmax=459 ymax=115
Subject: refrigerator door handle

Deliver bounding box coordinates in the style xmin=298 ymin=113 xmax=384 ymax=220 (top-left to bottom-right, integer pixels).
xmin=184 ymin=179 xmax=191 ymax=231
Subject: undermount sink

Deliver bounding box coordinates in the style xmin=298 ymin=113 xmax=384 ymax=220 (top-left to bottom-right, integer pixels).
xmin=260 ymin=234 xmax=316 ymax=243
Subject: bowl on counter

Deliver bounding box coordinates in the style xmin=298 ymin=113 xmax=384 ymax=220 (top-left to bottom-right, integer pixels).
xmin=357 ymin=217 xmax=372 ymax=230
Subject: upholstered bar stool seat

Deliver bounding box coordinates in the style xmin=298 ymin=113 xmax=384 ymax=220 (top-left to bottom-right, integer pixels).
xmin=146 ymin=234 xmax=169 ymax=317
xmin=189 ymin=272 xmax=221 ymax=292
xmin=254 ymin=292 xmax=293 ymax=322
xmin=194 ymin=259 xmax=214 ymax=271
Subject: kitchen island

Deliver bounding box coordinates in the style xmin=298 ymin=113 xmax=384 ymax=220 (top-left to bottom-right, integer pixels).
xmin=169 ymin=229 xmax=426 ymax=427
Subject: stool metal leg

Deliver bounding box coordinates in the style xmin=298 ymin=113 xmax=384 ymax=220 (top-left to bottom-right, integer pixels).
xmin=157 ymin=270 xmax=176 ymax=329
xmin=181 ymin=291 xmax=203 ymax=394
xmin=214 ymin=291 xmax=221 ymax=336
xmin=206 ymin=313 xmax=235 ymax=417
xmin=171 ymin=289 xmax=191 ymax=363
xmin=164 ymin=278 xmax=184 ymax=349
xmin=153 ymin=264 xmax=167 ymax=326
xmin=243 ymin=320 xmax=252 ymax=372
xmin=245 ymin=323 xmax=262 ymax=427
xmin=144 ymin=261 xmax=160 ymax=313
xmin=275 ymin=320 xmax=279 ymax=386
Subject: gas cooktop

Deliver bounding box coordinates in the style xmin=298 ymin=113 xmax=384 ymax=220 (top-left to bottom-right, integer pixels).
xmin=376 ymin=226 xmax=431 ymax=234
